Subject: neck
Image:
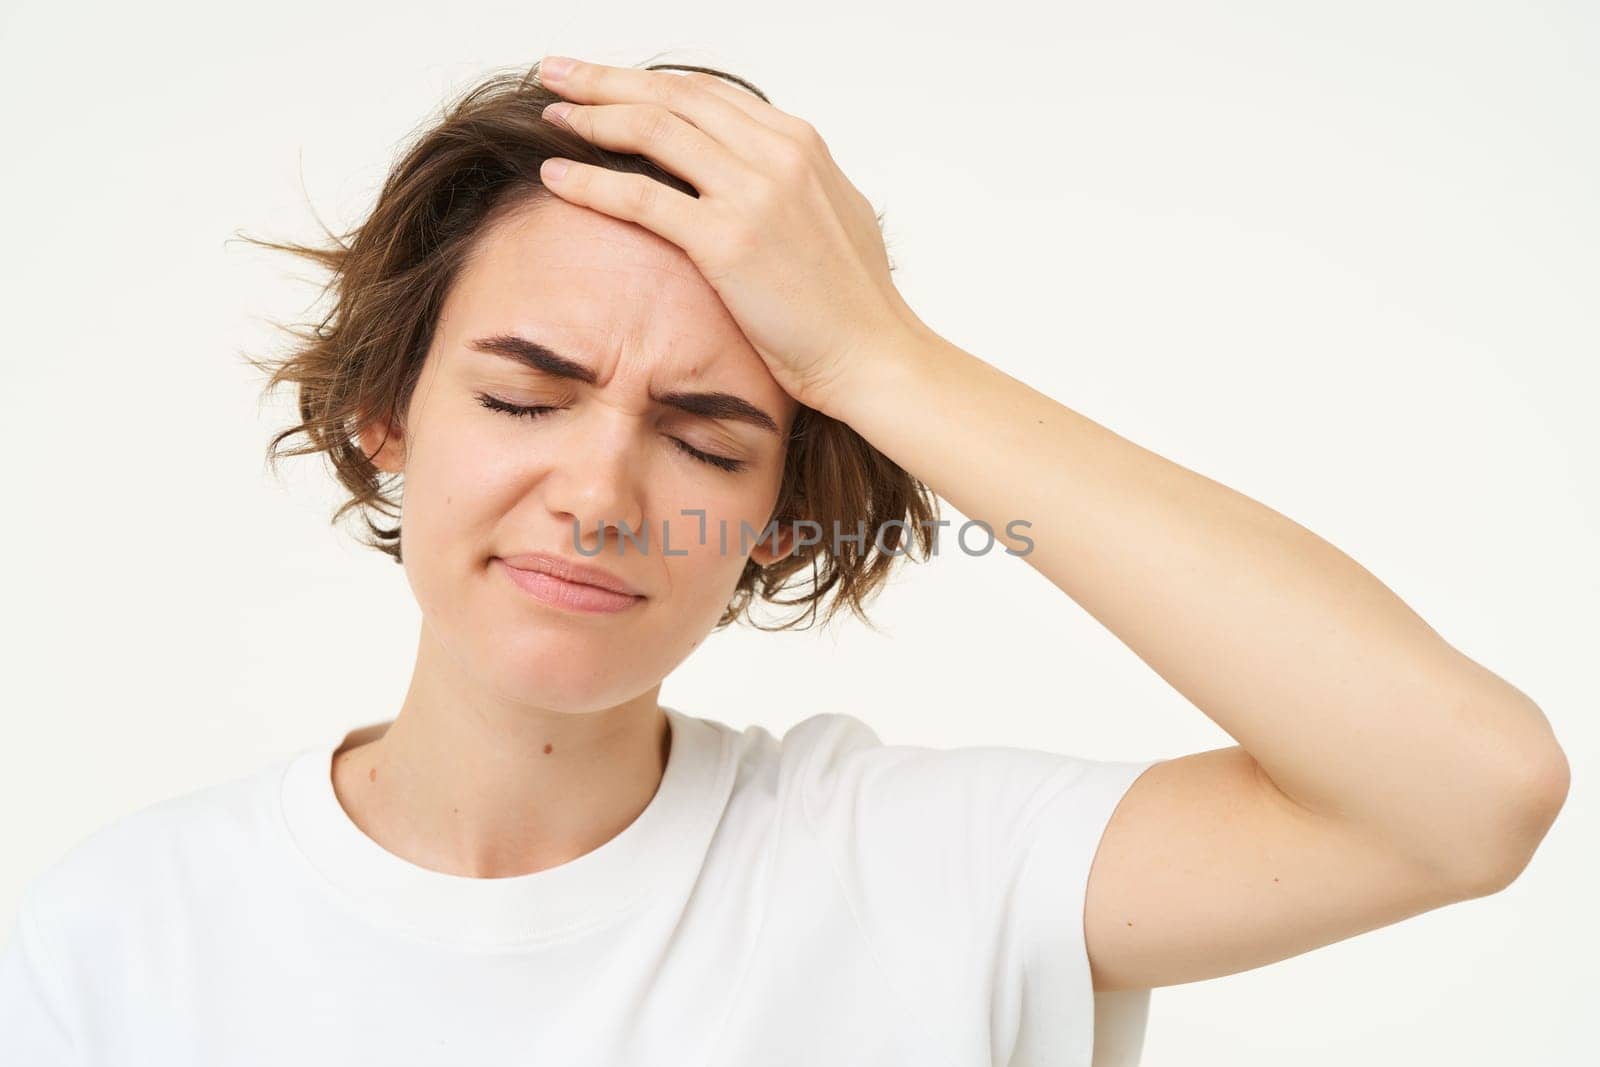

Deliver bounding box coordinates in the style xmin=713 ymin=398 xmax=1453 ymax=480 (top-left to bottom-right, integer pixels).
xmin=330 ymin=624 xmax=670 ymax=880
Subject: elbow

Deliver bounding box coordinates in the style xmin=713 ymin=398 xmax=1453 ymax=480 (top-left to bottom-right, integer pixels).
xmin=1447 ymin=730 xmax=1571 ymax=899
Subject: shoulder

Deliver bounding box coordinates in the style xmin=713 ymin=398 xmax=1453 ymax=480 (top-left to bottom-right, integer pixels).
xmin=18 ymin=751 xmax=304 ymax=941
xmin=745 ymin=712 xmax=1164 ymax=1058
xmin=751 ymin=711 xmax=1160 ymax=894
xmin=775 ymin=710 xmax=880 ymax=779
xmin=684 ymin=709 xmax=875 ymax=791
xmin=770 ymin=711 xmax=1150 ymax=838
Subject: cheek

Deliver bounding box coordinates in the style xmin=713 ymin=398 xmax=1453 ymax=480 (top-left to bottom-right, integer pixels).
xmin=659 ymin=479 xmax=777 ymax=556
xmin=396 ymin=425 xmax=518 ymax=573
xmin=656 ymin=482 xmax=780 ymax=611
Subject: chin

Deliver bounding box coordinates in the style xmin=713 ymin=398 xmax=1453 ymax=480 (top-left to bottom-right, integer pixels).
xmin=495 ymin=676 xmax=645 ymax=717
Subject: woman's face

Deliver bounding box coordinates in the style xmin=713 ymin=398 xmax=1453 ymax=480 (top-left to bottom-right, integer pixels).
xmin=361 ymin=195 xmax=800 ymax=714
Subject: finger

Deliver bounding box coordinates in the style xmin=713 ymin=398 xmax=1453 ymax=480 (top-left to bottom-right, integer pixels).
xmin=643 ymin=65 xmax=810 ymax=140
xmin=542 ymin=101 xmax=761 ymax=200
xmin=543 ymin=57 xmax=797 ymax=137
xmin=539 ymin=156 xmax=704 ymax=254
xmin=539 ymin=58 xmax=800 ymax=171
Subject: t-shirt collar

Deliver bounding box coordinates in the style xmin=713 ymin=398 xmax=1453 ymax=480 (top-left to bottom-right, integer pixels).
xmin=277 ymin=705 xmax=731 ymax=949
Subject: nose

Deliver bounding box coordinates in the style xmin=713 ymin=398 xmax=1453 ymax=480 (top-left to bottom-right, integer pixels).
xmin=543 ymin=420 xmax=648 ymax=556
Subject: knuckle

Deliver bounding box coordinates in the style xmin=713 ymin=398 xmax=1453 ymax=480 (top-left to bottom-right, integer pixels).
xmin=659 ymin=72 xmax=697 ymax=113
xmin=629 ymin=177 xmax=662 ymax=216
xmin=682 ymin=71 xmax=722 ymax=91
xmin=770 ymin=138 xmax=811 ymax=182
xmin=636 ymin=104 xmax=675 ymax=146
xmin=791 ymin=118 xmax=824 ymax=149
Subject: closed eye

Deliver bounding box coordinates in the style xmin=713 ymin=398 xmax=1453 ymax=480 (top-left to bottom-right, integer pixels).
xmin=473 ymin=392 xmax=749 ymax=473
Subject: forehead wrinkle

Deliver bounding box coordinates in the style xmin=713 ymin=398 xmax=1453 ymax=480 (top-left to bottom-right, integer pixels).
xmin=470 ymin=326 xmax=781 ymax=434
xmin=491 ymin=208 xmax=721 ymax=311
xmin=469 ymin=211 xmax=779 ymax=417
xmin=502 ymin=217 xmax=702 ymax=279
xmin=516 ymin=259 xmax=710 ymax=292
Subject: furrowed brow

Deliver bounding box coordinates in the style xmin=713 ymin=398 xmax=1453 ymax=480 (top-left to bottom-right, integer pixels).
xmin=469 ymin=333 xmax=597 ymax=384
xmin=467 ymin=333 xmax=781 ymax=436
xmin=654 ymin=388 xmax=779 ymax=435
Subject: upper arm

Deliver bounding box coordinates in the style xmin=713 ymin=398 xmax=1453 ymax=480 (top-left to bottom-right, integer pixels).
xmin=1082 ymin=745 xmax=1477 ymax=992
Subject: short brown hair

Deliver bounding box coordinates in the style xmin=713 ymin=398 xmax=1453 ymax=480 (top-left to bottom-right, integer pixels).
xmin=239 ymin=57 xmax=939 ymax=633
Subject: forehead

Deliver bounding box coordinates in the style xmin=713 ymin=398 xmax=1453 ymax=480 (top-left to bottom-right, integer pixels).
xmin=446 ymin=196 xmax=748 ymax=362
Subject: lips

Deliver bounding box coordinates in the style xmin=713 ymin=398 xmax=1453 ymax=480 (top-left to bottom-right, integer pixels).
xmin=497 ymin=560 xmax=643 ymax=614
xmin=495 ymin=552 xmax=645 ymax=598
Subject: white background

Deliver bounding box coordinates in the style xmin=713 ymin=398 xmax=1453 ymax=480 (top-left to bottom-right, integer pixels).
xmin=1 ymin=1 xmax=1594 ymax=1063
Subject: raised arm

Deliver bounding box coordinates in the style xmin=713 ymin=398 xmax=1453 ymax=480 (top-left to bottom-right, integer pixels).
xmin=518 ymin=55 xmax=1569 ymax=992
xmin=816 ymin=325 xmax=1570 ymax=991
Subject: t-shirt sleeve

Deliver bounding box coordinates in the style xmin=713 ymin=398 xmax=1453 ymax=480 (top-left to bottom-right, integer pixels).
xmin=1006 ymin=749 xmax=1163 ymax=1067
xmin=0 ymin=881 xmax=82 ymax=1065
xmin=781 ymin=712 xmax=1162 ymax=1067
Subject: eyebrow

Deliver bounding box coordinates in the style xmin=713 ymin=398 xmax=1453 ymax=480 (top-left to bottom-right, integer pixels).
xmin=467 ymin=333 xmax=781 ymax=436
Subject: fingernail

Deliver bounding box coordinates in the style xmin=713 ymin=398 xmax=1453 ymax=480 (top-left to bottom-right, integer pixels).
xmin=543 ymin=158 xmax=571 ymax=182
xmin=542 ymin=102 xmax=574 ymax=123
xmin=541 ymin=56 xmax=576 ymax=81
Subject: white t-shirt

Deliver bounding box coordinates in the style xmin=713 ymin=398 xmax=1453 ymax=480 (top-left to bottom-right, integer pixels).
xmin=0 ymin=707 xmax=1162 ymax=1066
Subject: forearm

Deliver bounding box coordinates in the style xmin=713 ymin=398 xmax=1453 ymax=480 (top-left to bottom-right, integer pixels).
xmin=825 ymin=325 xmax=1567 ymax=883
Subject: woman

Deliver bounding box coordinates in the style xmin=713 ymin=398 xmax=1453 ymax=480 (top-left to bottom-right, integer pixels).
xmin=0 ymin=55 xmax=1570 ymax=1065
